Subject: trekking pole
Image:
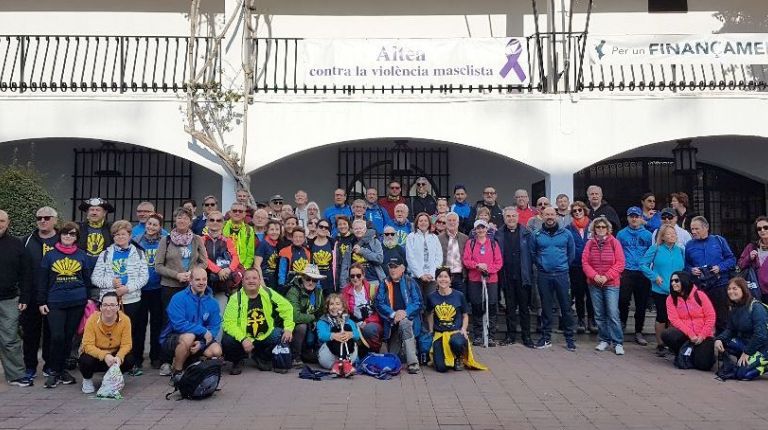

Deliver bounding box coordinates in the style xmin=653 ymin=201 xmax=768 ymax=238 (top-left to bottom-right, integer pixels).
xmin=482 ymin=274 xmax=489 ymax=348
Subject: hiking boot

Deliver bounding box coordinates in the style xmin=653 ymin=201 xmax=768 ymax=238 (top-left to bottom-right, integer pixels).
xmin=330 ymin=361 xmax=341 ymax=377
xmin=534 ymin=338 xmax=552 ymax=349
xmin=522 ymin=338 xmax=535 ymax=349
xmin=159 ymin=363 xmax=172 ymax=376
xmin=230 ymin=360 xmax=243 ymax=376
xmin=9 ymin=377 xmax=33 ymax=387
xmin=44 ymin=373 xmax=59 ymax=389
xmin=634 ymin=333 xmax=648 ymax=346
xmin=341 ymin=360 xmax=356 ymax=377
xmin=615 ymin=344 xmax=625 ymax=355
xmin=587 ymin=318 xmax=597 ymax=334
xmin=292 ymin=358 xmax=304 ymax=369
xmin=566 ymin=339 xmax=576 ymax=352
xmin=58 ymin=371 xmax=76 ymax=385
xmin=487 ymin=339 xmax=497 ymax=348
xmin=576 ymin=319 xmax=586 ymax=334
xmin=81 ymin=378 xmax=95 ymax=394
xmin=454 ymin=360 xmax=465 ymax=371
xmin=499 ymin=337 xmax=516 ymax=346
xmin=407 ymin=363 xmax=420 ymax=374
xmin=655 ymin=345 xmax=668 ymax=357
xmin=254 ymin=358 xmax=273 ymax=372
xmin=595 ymin=341 xmax=609 ymax=352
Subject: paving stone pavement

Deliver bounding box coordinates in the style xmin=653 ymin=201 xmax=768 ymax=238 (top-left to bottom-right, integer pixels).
xmin=1 ymin=333 xmax=767 ymax=430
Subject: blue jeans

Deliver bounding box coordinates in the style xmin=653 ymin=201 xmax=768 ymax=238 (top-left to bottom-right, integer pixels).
xmin=589 ymin=285 xmax=623 ymax=345
xmin=538 ymin=272 xmax=575 ymax=341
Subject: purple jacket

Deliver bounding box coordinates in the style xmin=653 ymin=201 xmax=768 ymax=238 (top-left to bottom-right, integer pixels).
xmin=738 ymin=243 xmax=768 ymax=296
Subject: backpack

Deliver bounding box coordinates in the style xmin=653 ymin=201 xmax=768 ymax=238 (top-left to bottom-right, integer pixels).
xmin=166 ymin=359 xmax=223 ymax=400
xmin=469 ymin=238 xmax=498 ymax=259
xmin=359 ymin=353 xmax=402 ymax=380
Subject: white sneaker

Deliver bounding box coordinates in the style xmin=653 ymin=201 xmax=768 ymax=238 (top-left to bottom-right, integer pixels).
xmin=81 ymin=378 xmax=95 ymax=394
xmin=159 ymin=363 xmax=172 ymax=376
xmin=595 ymin=341 xmax=609 ymax=352
xmin=615 ymin=344 xmax=625 ymax=355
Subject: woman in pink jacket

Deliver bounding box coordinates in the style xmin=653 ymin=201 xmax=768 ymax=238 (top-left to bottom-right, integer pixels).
xmin=582 ymin=217 xmax=626 ymax=355
xmin=661 ymin=271 xmax=717 ymax=371
xmin=462 ymin=219 xmax=503 ymax=347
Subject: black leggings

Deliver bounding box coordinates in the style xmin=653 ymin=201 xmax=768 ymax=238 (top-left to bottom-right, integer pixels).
xmin=569 ymin=266 xmax=594 ymax=321
xmin=132 ymin=289 xmax=164 ymax=365
xmin=661 ymin=327 xmax=715 ymax=371
xmin=620 ymin=270 xmax=650 ymax=334
xmin=47 ymin=305 xmax=85 ymax=374
xmin=21 ymin=304 xmax=51 ymax=371
xmin=78 ymin=353 xmax=135 ymax=379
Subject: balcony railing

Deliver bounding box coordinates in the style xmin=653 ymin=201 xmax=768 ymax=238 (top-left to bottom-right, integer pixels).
xmin=0 ymin=35 xmax=220 ymax=93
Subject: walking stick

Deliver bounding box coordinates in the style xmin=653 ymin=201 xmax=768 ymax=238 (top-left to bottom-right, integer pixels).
xmin=482 ymin=274 xmax=489 ymax=348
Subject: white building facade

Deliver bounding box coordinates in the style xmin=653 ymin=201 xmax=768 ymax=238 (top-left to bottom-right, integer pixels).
xmin=1 ymin=0 xmax=767 ymax=249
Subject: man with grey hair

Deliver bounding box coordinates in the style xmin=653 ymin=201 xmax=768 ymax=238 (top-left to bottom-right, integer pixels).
xmin=526 ymin=197 xmax=551 ymax=232
xmin=438 ymin=212 xmax=468 ymax=294
xmin=411 ymin=177 xmax=437 ymax=217
xmin=513 ymin=189 xmax=537 ymax=227
xmin=21 ymin=206 xmax=59 ymax=379
xmin=0 ymin=209 xmax=33 ymax=386
xmin=499 ymin=207 xmax=534 ymax=347
xmin=387 ymin=203 xmax=412 ymax=246
xmin=476 ymin=185 xmax=504 ymax=228
xmin=294 ymin=190 xmax=309 ymax=226
xmin=586 ymin=185 xmax=621 ymax=233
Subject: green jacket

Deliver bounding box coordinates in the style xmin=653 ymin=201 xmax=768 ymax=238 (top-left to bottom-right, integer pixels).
xmin=222 ymin=285 xmax=294 ymax=342
xmin=285 ymin=282 xmax=324 ymax=325
xmin=222 ymin=221 xmax=255 ymax=269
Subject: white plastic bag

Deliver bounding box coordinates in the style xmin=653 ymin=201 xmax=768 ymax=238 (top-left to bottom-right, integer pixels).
xmin=96 ymin=363 xmax=125 ymax=399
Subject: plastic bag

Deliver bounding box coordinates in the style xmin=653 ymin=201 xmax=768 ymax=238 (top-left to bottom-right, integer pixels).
xmin=96 ymin=364 xmax=125 ymax=399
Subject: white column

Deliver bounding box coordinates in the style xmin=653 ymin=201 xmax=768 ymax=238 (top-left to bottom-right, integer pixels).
xmin=220 ymin=173 xmax=238 ymax=210
xmin=546 ymin=170 xmax=575 ymax=200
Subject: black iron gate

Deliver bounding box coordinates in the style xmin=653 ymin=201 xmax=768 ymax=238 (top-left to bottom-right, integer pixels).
xmin=574 ymin=158 xmax=765 ymax=253
xmin=337 ymin=143 xmax=450 ymax=203
xmin=72 ymin=144 xmax=193 ymax=226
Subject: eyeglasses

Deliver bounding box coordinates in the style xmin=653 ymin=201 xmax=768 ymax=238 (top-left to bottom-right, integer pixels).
xmin=271 ymin=200 xmax=284 ymax=205
xmin=571 ymin=208 xmax=583 ymax=214
xmin=36 ymin=216 xmax=53 ymax=221
xmin=349 ymin=273 xmax=363 ymax=279
xmin=383 ymin=232 xmax=396 ymax=236
xmin=594 ymin=225 xmax=608 ymax=230
xmin=61 ymin=231 xmax=78 ymax=237
xmin=758 ymin=225 xmax=768 ymax=232
xmin=661 ymin=215 xmax=675 ymax=220
xmin=416 ymin=182 xmax=428 ymax=187
xmin=204 ymin=202 xmax=217 ymax=207
xmin=317 ymin=225 xmax=330 ymax=230
xmin=435 ymin=220 xmax=446 ymax=225
xmin=302 ymin=277 xmax=317 ymax=283
xmin=231 ymin=209 xmax=245 ymax=213
xmin=670 ymin=278 xmax=681 ymax=284
xmin=475 ymin=225 xmax=487 ymax=229
xmin=208 ymin=218 xmax=223 ymax=223
xmin=484 ymin=191 xmax=496 ymax=195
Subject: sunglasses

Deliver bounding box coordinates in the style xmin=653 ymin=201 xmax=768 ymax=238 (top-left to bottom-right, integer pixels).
xmin=661 ymin=215 xmax=675 ymax=220
xmin=537 ymin=203 xmax=548 ymax=207
xmin=302 ymin=277 xmax=317 ymax=283
xmin=317 ymin=225 xmax=330 ymax=230
xmin=61 ymin=231 xmax=78 ymax=237
xmin=383 ymin=232 xmax=396 ymax=236
xmin=594 ymin=225 xmax=608 ymax=229
xmin=208 ymin=218 xmax=223 ymax=223
xmin=758 ymin=225 xmax=768 ymax=232
xmin=571 ymin=208 xmax=584 ymax=214
xmin=416 ymin=183 xmax=428 ymax=187
xmin=204 ymin=202 xmax=217 ymax=207
xmin=484 ymin=191 xmax=496 ymax=195
xmin=435 ymin=220 xmax=446 ymax=224
xmin=387 ymin=263 xmax=401 ymax=268
xmin=670 ymin=278 xmax=681 ymax=284
xmin=271 ymin=200 xmax=284 ymax=205
xmin=231 ymin=209 xmax=245 ymax=213
xmin=475 ymin=225 xmax=487 ymax=229
xmin=349 ymin=273 xmax=363 ymax=279
xmin=36 ymin=216 xmax=53 ymax=221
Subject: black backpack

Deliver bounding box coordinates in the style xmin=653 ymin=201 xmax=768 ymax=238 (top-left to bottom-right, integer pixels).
xmin=166 ymin=359 xmax=223 ymax=400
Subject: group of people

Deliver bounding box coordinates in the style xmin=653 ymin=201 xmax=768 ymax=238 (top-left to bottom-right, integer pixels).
xmin=0 ymin=180 xmax=766 ymax=394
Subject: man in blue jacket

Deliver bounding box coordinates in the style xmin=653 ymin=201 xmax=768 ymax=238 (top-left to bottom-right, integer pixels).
xmin=685 ymin=216 xmax=736 ymax=333
xmin=616 ymin=207 xmax=654 ymax=346
xmin=364 ymin=188 xmax=392 ymax=235
xmin=529 ymin=207 xmax=576 ymax=351
xmin=375 ymin=256 xmax=423 ymax=374
xmin=160 ymin=267 xmax=223 ymax=380
xmin=323 ymin=189 xmax=353 ymax=236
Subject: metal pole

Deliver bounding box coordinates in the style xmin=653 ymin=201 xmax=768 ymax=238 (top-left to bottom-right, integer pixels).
xmin=531 ymin=0 xmax=547 ymax=92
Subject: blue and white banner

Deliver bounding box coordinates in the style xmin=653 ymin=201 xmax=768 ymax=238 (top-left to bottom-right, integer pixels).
xmin=588 ymin=34 xmax=768 ymax=65
xmin=299 ymin=38 xmax=530 ymax=86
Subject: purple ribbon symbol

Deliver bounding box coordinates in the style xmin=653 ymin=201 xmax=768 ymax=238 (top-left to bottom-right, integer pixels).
xmin=499 ymin=39 xmax=526 ymax=81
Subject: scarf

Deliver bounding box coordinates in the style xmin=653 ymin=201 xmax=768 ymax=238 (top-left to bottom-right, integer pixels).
xmin=55 ymin=243 xmax=78 ymax=254
xmin=88 ymin=219 xmax=105 ymax=229
xmin=170 ymin=229 xmax=194 ymax=246
xmin=572 ymin=216 xmax=590 ymax=230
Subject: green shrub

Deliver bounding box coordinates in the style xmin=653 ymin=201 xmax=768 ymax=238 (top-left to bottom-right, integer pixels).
xmin=0 ymin=164 xmax=56 ymax=237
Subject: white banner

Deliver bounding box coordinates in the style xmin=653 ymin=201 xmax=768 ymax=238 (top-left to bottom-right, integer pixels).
xmin=298 ymin=38 xmax=530 ymax=86
xmin=588 ymin=34 xmax=768 ymax=65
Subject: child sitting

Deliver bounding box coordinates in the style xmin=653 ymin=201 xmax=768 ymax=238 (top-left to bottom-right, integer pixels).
xmin=317 ymin=294 xmax=361 ymax=377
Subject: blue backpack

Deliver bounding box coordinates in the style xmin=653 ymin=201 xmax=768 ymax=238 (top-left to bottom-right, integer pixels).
xmin=359 ymin=353 xmax=402 ymax=380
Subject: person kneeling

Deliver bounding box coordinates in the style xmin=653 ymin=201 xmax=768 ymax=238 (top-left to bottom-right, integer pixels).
xmin=159 ymin=268 xmax=223 ymax=382
xmin=426 ymin=268 xmax=487 ymax=373
xmin=79 ymin=292 xmax=134 ymax=394
xmin=222 ymin=269 xmax=294 ymax=375
xmin=317 ymin=294 xmax=360 ymax=377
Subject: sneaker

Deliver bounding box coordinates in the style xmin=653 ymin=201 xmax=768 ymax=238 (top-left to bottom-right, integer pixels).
xmin=471 ymin=339 xmax=483 ymax=347
xmin=24 ymin=369 xmax=37 ymax=380
xmin=487 ymin=339 xmax=497 ymax=348
xmin=128 ymin=365 xmax=143 ymax=376
xmin=595 ymin=341 xmax=609 ymax=352
xmin=499 ymin=337 xmax=516 ymax=346
xmin=634 ymin=333 xmax=648 ymax=346
xmin=44 ymin=374 xmax=59 ymax=389
xmin=566 ymin=339 xmax=576 ymax=352
xmin=254 ymin=358 xmax=273 ymax=372
xmin=81 ymin=378 xmax=95 ymax=394
xmin=159 ymin=363 xmax=173 ymax=376
xmin=615 ymin=344 xmax=625 ymax=355
xmin=58 ymin=371 xmax=76 ymax=385
xmin=150 ymin=359 xmax=162 ymax=370
xmin=341 ymin=360 xmax=356 ymax=377
xmin=291 ymin=358 xmax=304 ymax=369
xmin=407 ymin=363 xmax=420 ymax=374
xmin=587 ymin=318 xmax=597 ymax=334
xmin=453 ymin=360 xmax=465 ymax=371
xmin=230 ymin=360 xmax=243 ymax=376
xmin=330 ymin=361 xmax=341 ymax=376
xmin=170 ymin=371 xmax=183 ymax=386
xmin=656 ymin=345 xmax=668 ymax=357
xmin=42 ymin=367 xmax=53 ymax=378
xmin=522 ymin=338 xmax=535 ymax=349
xmin=576 ymin=319 xmax=586 ymax=334
xmin=9 ymin=377 xmax=33 ymax=387
xmin=534 ymin=338 xmax=552 ymax=349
